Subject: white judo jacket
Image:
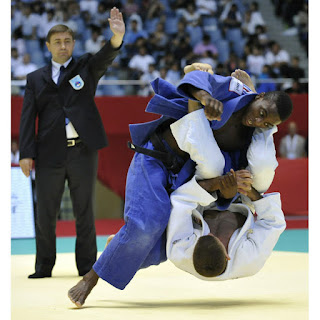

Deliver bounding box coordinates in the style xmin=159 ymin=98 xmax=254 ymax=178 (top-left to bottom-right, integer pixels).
xmin=166 ymin=177 xmax=286 ymax=281
xmin=166 ymin=108 xmax=286 ymax=280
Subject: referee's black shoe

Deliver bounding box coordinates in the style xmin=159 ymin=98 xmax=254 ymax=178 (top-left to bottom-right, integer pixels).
xmin=28 ymin=271 xmax=52 ymax=279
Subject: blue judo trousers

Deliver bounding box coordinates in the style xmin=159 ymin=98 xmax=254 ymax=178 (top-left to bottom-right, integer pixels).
xmin=93 ymin=72 xmax=257 ymax=289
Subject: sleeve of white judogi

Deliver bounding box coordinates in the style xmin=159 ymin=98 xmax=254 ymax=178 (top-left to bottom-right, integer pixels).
xmin=170 ymin=109 xmax=225 ymax=180
xmin=229 ymin=193 xmax=286 ymax=278
xmin=246 ymin=126 xmax=279 ymax=193
xmin=166 ymin=176 xmax=216 ymax=274
xmin=171 ymin=110 xmax=278 ymax=193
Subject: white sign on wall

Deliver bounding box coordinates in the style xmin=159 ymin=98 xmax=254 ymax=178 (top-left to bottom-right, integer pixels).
xmin=11 ymin=167 xmax=35 ymax=239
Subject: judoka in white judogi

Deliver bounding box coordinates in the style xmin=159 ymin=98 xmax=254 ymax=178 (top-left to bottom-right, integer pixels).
xmin=166 ymin=109 xmax=286 ymax=280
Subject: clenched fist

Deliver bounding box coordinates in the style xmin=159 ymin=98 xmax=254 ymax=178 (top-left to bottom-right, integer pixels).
xmin=198 ymin=91 xmax=223 ymax=121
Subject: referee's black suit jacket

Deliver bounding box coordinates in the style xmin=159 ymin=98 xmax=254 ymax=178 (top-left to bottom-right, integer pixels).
xmin=19 ymin=41 xmax=120 ymax=167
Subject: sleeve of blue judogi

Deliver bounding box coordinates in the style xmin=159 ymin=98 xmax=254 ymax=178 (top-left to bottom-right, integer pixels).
xmin=177 ymin=72 xmax=258 ymax=131
xmin=145 ymin=78 xmax=189 ymax=119
xmin=177 ymin=71 xmax=238 ymax=101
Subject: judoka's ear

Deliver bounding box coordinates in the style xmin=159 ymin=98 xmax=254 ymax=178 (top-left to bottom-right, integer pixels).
xmin=220 ymin=241 xmax=231 ymax=260
xmin=255 ymin=92 xmax=265 ymax=100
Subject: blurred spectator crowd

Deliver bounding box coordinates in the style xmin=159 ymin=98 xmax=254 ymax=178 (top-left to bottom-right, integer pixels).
xmin=11 ymin=0 xmax=308 ymax=96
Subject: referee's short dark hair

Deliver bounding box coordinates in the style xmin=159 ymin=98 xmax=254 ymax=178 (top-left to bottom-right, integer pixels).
xmin=46 ymin=24 xmax=75 ymax=43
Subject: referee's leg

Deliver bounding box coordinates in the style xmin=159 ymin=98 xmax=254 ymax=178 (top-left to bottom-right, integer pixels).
xmin=30 ymin=165 xmax=66 ymax=278
xmin=67 ymin=143 xmax=98 ymax=276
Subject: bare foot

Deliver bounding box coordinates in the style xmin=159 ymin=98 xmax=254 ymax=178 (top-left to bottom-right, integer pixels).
xmin=68 ymin=269 xmax=99 ymax=308
xmin=105 ymin=234 xmax=115 ymax=248
xmin=184 ymin=62 xmax=214 ymax=75
xmin=230 ymin=69 xmax=256 ymax=93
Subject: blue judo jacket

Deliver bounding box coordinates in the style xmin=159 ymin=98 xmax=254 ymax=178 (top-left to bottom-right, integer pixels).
xmin=129 ymin=72 xmax=257 ymax=197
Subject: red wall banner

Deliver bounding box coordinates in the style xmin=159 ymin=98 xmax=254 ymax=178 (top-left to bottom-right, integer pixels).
xmin=11 ymin=94 xmax=308 ymax=216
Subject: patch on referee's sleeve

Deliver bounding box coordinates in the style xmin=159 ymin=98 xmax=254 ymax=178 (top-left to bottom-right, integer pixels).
xmin=229 ymin=77 xmax=243 ymax=95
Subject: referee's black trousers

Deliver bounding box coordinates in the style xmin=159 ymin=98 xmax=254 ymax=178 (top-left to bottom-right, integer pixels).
xmin=34 ymin=142 xmax=98 ymax=276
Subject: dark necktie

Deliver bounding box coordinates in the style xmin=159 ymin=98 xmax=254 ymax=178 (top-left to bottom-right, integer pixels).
xmin=58 ymin=65 xmax=66 ymax=85
xmin=58 ymin=65 xmax=70 ymax=125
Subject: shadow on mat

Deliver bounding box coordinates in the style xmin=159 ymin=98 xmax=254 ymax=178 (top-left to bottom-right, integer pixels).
xmin=77 ymin=299 xmax=290 ymax=310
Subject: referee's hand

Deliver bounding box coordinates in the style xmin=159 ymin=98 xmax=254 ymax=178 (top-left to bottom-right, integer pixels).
xmin=19 ymin=158 xmax=33 ymax=178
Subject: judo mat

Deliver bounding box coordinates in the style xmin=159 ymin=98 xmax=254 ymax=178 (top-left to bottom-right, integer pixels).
xmin=11 ymin=231 xmax=309 ymax=320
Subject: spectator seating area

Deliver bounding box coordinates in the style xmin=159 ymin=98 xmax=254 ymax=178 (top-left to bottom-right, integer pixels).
xmin=11 ymin=0 xmax=308 ymax=96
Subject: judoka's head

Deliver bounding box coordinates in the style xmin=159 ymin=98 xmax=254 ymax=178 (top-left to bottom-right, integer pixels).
xmin=46 ymin=25 xmax=76 ymax=64
xmin=242 ymin=91 xmax=293 ymax=129
xmin=193 ymin=234 xmax=230 ymax=277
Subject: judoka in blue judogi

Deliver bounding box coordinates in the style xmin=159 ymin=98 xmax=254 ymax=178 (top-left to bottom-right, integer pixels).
xmin=68 ymin=70 xmax=293 ymax=308
xmin=93 ymin=72 xmax=264 ymax=289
